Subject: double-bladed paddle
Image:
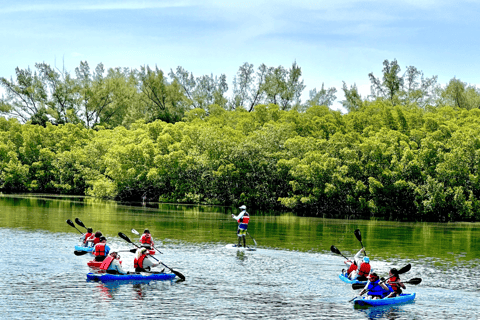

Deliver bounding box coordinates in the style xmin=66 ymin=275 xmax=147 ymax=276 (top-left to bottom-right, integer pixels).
xmin=66 ymin=219 xmax=91 ymax=256
xmin=118 ymin=232 xmax=185 ymax=281
xmin=131 ymin=228 xmax=163 ymax=254
xmin=351 ymin=277 xmax=421 ymax=290
xmin=354 ymin=229 xmax=366 ymax=256
xmin=67 ymin=219 xmax=84 ymax=235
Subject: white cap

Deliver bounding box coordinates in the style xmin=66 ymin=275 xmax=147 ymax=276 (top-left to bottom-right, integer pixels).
xmin=239 ymin=205 xmax=246 ymax=210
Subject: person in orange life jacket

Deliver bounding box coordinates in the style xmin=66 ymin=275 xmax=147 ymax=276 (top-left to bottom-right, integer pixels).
xmin=385 ymin=268 xmax=406 ymax=298
xmin=92 ymin=236 xmax=111 ymax=262
xmin=342 ymin=247 xmax=364 ymax=279
xmin=232 ymin=205 xmax=250 ymax=247
xmin=139 ymin=229 xmax=154 ymax=249
xmin=134 ymin=247 xmax=160 ymax=272
xmin=359 ymin=273 xmax=390 ymax=300
xmin=82 ymin=228 xmax=93 ymax=246
xmin=86 ymin=231 xmax=103 ymax=246
xmin=100 ymin=252 xmax=128 ymax=275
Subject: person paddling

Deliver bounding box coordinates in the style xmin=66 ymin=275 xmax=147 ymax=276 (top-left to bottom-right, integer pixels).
xmin=134 ymin=247 xmax=161 ymax=272
xmin=86 ymin=231 xmax=103 ymax=246
xmin=358 ymin=273 xmax=390 ymax=300
xmin=100 ymin=252 xmax=127 ymax=275
xmin=92 ymin=236 xmax=110 ymax=262
xmin=342 ymin=247 xmax=365 ymax=279
xmin=139 ymin=229 xmax=154 ymax=249
xmin=232 ymin=205 xmax=250 ymax=248
xmin=385 ymin=268 xmax=406 ymax=298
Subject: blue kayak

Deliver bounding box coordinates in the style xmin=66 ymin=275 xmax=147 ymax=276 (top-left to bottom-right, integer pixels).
xmin=75 ymin=245 xmax=94 ymax=252
xmin=353 ymin=293 xmax=416 ymax=308
xmin=339 ymin=274 xmax=368 ymax=285
xmin=86 ymin=272 xmax=176 ymax=282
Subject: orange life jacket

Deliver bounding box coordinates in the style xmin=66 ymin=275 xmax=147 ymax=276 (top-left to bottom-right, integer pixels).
xmin=140 ymin=234 xmax=154 ymax=245
xmin=100 ymin=256 xmax=115 ymax=270
xmin=347 ymin=263 xmax=357 ymax=275
xmin=238 ymin=212 xmax=250 ymax=224
xmin=93 ymin=237 xmax=101 ymax=245
xmin=93 ymin=243 xmax=106 ymax=257
xmin=83 ymin=232 xmax=93 ymax=244
xmin=134 ymin=254 xmax=147 ymax=269
xmin=358 ymin=262 xmax=371 ymax=277
xmin=388 ymin=275 xmax=401 ymax=293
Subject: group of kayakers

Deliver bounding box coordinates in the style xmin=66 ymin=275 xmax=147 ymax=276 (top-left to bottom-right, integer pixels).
xmin=79 ymin=227 xmax=161 ymax=274
xmin=341 ymin=246 xmax=407 ymax=299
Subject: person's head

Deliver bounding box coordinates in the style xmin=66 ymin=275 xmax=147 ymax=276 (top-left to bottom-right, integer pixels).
xmin=95 ymin=231 xmax=102 ymax=238
xmin=87 ymin=228 xmax=93 ymax=233
xmin=239 ymin=205 xmax=246 ymax=210
xmin=110 ymin=252 xmax=118 ymax=259
xmin=363 ymin=256 xmax=370 ymax=264
xmin=99 ymin=236 xmax=107 ymax=242
xmin=389 ymin=268 xmax=398 ymax=277
xmin=144 ymin=229 xmax=150 ymax=234
xmin=368 ymin=272 xmax=379 ymax=282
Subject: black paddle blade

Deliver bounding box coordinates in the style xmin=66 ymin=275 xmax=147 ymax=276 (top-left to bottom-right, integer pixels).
xmin=118 ymin=232 xmax=137 ymax=246
xmin=352 ymin=283 xmax=365 ymax=290
xmin=171 ymin=269 xmax=186 ymax=281
xmin=406 ymin=277 xmax=422 ymax=285
xmin=75 ymin=218 xmax=87 ymax=229
xmin=397 ymin=263 xmax=411 ymax=275
xmin=74 ymin=250 xmax=88 ymax=256
xmin=66 ymin=219 xmax=75 ymax=228
xmin=330 ymin=245 xmax=340 ymax=254
xmin=354 ymin=229 xmax=362 ymax=242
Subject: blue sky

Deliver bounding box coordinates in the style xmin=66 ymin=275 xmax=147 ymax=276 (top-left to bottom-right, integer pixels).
xmin=1 ymin=0 xmax=479 ymax=111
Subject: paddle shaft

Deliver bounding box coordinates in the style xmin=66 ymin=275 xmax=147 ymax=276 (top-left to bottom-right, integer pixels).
xmin=247 ymin=232 xmax=257 ymax=246
xmin=66 ymin=220 xmax=84 ymax=235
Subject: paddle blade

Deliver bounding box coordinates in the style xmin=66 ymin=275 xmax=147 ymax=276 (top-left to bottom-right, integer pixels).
xmin=354 ymin=229 xmax=362 ymax=242
xmin=330 ymin=245 xmax=341 ymax=255
xmin=397 ymin=263 xmax=411 ymax=275
xmin=172 ymin=269 xmax=186 ymax=281
xmin=66 ymin=219 xmax=75 ymax=228
xmin=131 ymin=228 xmax=140 ymax=235
xmin=406 ymin=277 xmax=422 ymax=285
xmin=74 ymin=250 xmax=88 ymax=256
xmin=118 ymin=232 xmax=132 ymax=243
xmin=352 ymin=283 xmax=365 ymax=290
xmin=75 ymin=218 xmax=87 ymax=229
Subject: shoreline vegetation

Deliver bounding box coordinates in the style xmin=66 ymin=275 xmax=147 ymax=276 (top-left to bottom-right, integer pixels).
xmin=1 ymin=59 xmax=480 ymax=222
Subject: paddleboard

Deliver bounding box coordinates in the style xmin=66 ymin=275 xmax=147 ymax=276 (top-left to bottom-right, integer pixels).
xmin=225 ymin=244 xmax=256 ymax=251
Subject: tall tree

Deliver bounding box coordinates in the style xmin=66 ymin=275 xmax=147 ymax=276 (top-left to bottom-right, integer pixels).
xmin=304 ymin=83 xmax=337 ymax=109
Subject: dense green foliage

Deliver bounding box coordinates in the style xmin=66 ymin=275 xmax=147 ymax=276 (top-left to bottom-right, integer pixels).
xmin=2 ymin=59 xmax=480 ymax=222
xmin=1 ymin=101 xmax=480 ymax=222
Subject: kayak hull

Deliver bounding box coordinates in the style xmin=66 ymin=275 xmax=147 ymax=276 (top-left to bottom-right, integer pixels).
xmin=86 ymin=272 xmax=176 ymax=282
xmin=339 ymin=274 xmax=367 ymax=285
xmin=75 ymin=245 xmax=94 ymax=252
xmin=354 ymin=293 xmax=416 ymax=308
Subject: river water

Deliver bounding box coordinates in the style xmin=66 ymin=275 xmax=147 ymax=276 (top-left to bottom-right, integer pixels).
xmin=0 ymin=194 xmax=479 ymax=319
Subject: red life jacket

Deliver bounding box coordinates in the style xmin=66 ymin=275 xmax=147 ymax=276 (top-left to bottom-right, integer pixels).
xmin=358 ymin=262 xmax=371 ymax=277
xmin=347 ymin=263 xmax=358 ymax=275
xmin=140 ymin=234 xmax=153 ymax=245
xmin=388 ymin=275 xmax=401 ymax=292
xmin=93 ymin=243 xmax=106 ymax=257
xmin=100 ymin=256 xmax=114 ymax=270
xmin=83 ymin=232 xmax=93 ymax=244
xmin=93 ymin=237 xmax=101 ymax=245
xmin=238 ymin=212 xmax=250 ymax=224
xmin=134 ymin=254 xmax=147 ymax=269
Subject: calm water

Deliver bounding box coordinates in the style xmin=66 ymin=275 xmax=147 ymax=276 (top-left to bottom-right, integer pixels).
xmin=1 ymin=194 xmax=480 ymax=319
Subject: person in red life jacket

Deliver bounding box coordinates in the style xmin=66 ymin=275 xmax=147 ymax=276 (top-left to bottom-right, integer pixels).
xmin=139 ymin=229 xmax=154 ymax=249
xmin=134 ymin=247 xmax=160 ymax=272
xmin=385 ymin=268 xmax=406 ymax=298
xmin=82 ymin=228 xmax=93 ymax=246
xmin=86 ymin=231 xmax=103 ymax=246
xmin=100 ymin=252 xmax=127 ymax=275
xmin=359 ymin=273 xmax=390 ymax=300
xmin=92 ymin=236 xmax=111 ymax=262
xmin=231 ymin=205 xmax=250 ymax=248
xmin=342 ymin=247 xmax=364 ymax=279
